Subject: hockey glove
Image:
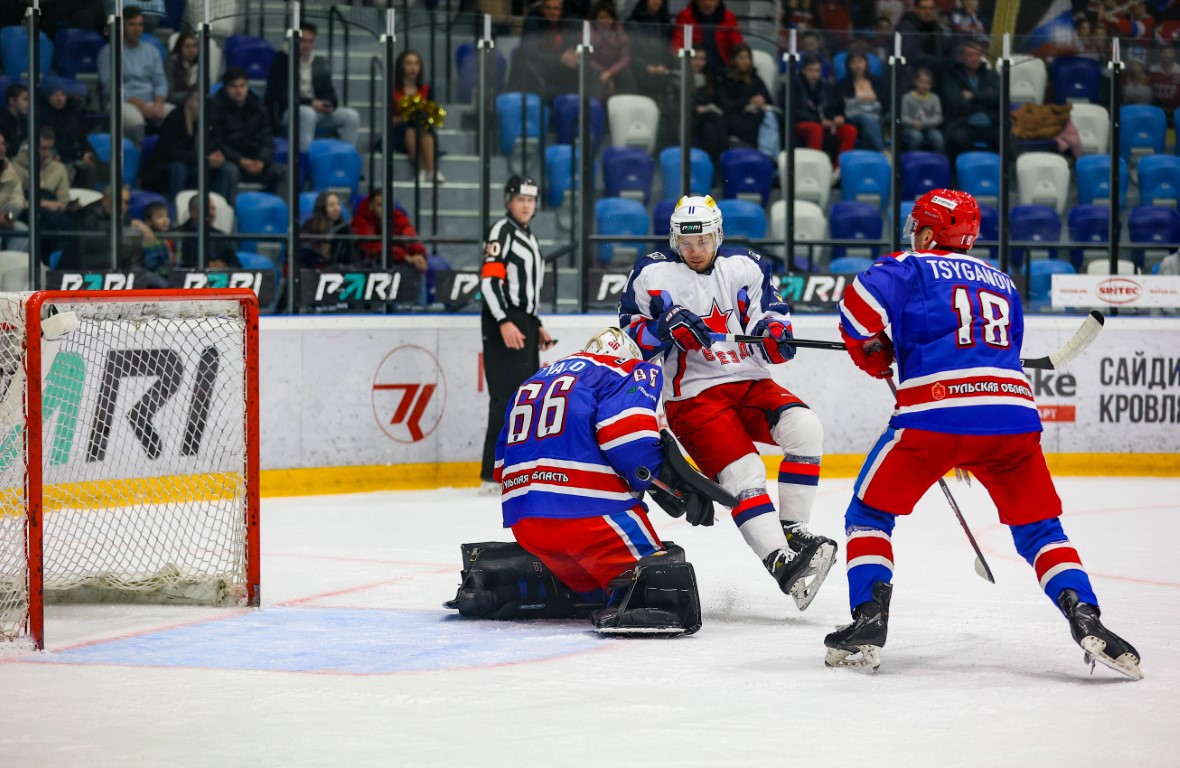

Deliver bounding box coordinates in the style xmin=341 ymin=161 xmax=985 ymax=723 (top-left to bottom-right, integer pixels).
xmin=840 ymin=325 xmax=895 ymax=379
xmin=752 ymin=318 xmax=795 ymax=364
xmin=654 ymin=305 xmax=712 ymax=352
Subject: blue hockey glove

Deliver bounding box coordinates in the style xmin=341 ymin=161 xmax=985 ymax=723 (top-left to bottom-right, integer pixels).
xmin=655 ymin=305 xmax=712 ymax=352
xmin=753 ymin=319 xmax=795 ymax=364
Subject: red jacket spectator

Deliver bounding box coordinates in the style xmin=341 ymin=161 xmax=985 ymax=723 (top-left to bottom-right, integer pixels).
xmin=352 ymin=191 xmax=427 ymax=267
xmin=670 ymin=0 xmax=745 ymax=75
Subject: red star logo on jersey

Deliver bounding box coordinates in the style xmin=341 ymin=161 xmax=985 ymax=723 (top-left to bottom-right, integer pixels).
xmin=701 ymin=301 xmax=733 ymax=334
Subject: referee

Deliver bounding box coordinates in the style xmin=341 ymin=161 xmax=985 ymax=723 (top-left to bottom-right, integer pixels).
xmin=479 ymin=175 xmax=553 ymax=494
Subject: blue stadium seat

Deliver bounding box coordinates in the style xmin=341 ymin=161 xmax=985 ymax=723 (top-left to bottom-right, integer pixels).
xmin=1067 ymin=204 xmax=1109 ymax=269
xmin=552 ymin=94 xmax=605 ymax=151
xmin=495 ymin=92 xmax=547 ymax=156
xmin=832 ymin=51 xmax=884 ymax=81
xmin=456 ymin=43 xmax=506 ymax=103
xmin=141 ymin=134 xmax=159 ymax=171
xmin=54 ymin=28 xmax=105 ymax=77
xmin=1119 ymin=105 xmax=1166 ymax=163
xmin=955 ymin=152 xmax=1000 ymax=205
xmin=652 ymin=198 xmax=676 ymax=236
xmin=86 ymin=134 xmax=141 ymax=187
xmin=1050 ymin=56 xmax=1100 ymax=103
xmin=1 ymin=27 xmax=52 ymax=78
xmin=544 ymin=144 xmax=592 ymax=208
xmin=1029 ymin=259 xmax=1075 ymax=305
xmin=659 ymin=147 xmax=713 ymax=200
xmin=308 ymin=139 xmax=361 ymax=201
xmin=163 ymin=0 xmax=187 ymax=30
xmin=839 ymin=150 xmax=891 ymax=210
xmin=235 ymin=192 xmax=289 ymax=254
xmin=1075 ymin=154 xmax=1127 ymax=208
xmin=901 ymin=151 xmax=952 ymax=201
xmin=978 ymin=204 xmax=999 ymax=259
xmin=298 ymin=191 xmax=319 ymax=224
xmin=827 ymin=255 xmax=876 ymax=274
xmin=224 ymin=35 xmax=275 ymax=80
xmin=719 ymin=148 xmax=774 ymax=207
xmin=828 ymin=201 xmax=883 ymax=259
xmin=595 ymin=197 xmax=649 ymax=265
xmin=1128 ymin=205 xmax=1180 ymax=267
xmin=1137 ymin=154 xmax=1180 ymax=207
xmin=236 ymin=252 xmax=282 ymax=313
xmin=717 ymin=199 xmax=766 ymax=241
xmin=273 ymin=137 xmax=309 ymax=190
xmin=1009 ymin=204 xmax=1061 ymax=267
xmin=602 ymin=146 xmax=655 ymax=203
xmin=127 ymin=189 xmax=169 ymax=221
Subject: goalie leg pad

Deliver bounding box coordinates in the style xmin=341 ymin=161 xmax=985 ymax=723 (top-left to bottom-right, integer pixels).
xmin=443 ymin=541 xmax=602 ymax=620
xmin=592 ymin=549 xmax=702 ymax=637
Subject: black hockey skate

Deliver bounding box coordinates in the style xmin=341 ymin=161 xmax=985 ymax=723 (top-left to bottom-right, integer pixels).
xmin=824 ymin=581 xmax=892 ymax=673
xmin=766 ymin=522 xmax=838 ymax=610
xmin=1057 ymin=589 xmax=1143 ymax=681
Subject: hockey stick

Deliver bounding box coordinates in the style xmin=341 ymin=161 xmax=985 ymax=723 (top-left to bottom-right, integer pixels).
xmin=1017 ymin=310 xmax=1105 ymax=370
xmin=710 ymin=333 xmax=847 ymax=351
xmin=885 ymin=376 xmax=996 ymax=584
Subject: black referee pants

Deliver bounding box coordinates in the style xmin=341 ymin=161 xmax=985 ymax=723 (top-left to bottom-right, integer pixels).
xmin=481 ymin=308 xmax=542 ymax=481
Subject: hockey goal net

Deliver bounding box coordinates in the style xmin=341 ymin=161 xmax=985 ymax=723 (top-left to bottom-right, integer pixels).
xmin=0 ymin=289 xmax=260 ymax=650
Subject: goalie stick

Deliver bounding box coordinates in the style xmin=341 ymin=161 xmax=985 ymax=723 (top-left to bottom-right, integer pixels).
xmin=711 ymin=311 xmax=1105 ymax=371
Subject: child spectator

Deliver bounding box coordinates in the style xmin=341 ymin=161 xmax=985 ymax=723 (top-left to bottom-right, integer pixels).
xmin=392 ymin=51 xmax=444 ymax=184
xmin=900 ymin=66 xmax=944 ymax=152
xmin=838 ymin=50 xmax=888 ymax=151
xmin=166 ymin=31 xmax=200 ymax=107
xmin=130 ymin=200 xmax=175 ymax=285
xmin=299 ymin=191 xmax=353 ymax=269
xmin=1123 ymin=59 xmax=1154 ymax=105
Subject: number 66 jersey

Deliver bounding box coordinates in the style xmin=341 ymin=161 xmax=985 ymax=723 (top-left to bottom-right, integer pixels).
xmin=838 ymin=250 xmax=1041 ymax=435
xmin=493 ymin=352 xmax=665 ymax=526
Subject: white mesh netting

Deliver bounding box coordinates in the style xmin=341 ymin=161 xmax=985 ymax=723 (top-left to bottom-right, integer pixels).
xmin=0 ymin=293 xmax=253 ymax=642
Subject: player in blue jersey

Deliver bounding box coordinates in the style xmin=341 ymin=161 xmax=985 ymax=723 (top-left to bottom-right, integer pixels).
xmin=826 ymin=188 xmax=1141 ymax=679
xmin=619 ymin=195 xmax=837 ymax=611
xmin=447 ymin=327 xmax=734 ymax=636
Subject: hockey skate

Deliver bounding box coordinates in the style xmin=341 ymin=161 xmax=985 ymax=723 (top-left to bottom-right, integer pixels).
xmin=1057 ymin=589 xmax=1143 ymax=681
xmin=824 ymin=581 xmax=892 ymax=673
xmin=765 ymin=522 xmax=838 ymax=610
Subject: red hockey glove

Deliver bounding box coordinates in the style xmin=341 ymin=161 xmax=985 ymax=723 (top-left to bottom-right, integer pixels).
xmin=655 ymin=305 xmax=712 ymax=352
xmin=752 ymin=318 xmax=795 ymax=364
xmin=840 ymin=325 xmax=895 ymax=379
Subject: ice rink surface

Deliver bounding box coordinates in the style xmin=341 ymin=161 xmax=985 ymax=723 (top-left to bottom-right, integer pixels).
xmin=2 ymin=476 xmax=1177 ymax=767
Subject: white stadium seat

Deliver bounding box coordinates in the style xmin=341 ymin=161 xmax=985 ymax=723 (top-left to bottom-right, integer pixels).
xmin=175 ymin=190 xmax=236 ymax=232
xmin=770 ymin=199 xmax=828 ymax=266
xmin=779 ymin=148 xmax=833 ymax=209
xmin=1070 ymin=103 xmax=1110 ymax=155
xmin=1017 ymin=152 xmax=1071 ymax=214
xmin=1009 ymin=55 xmax=1048 ymax=105
xmin=607 ymin=95 xmax=660 ymax=155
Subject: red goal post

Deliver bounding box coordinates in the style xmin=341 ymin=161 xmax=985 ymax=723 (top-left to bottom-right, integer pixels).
xmin=1 ymin=289 xmax=260 ymax=650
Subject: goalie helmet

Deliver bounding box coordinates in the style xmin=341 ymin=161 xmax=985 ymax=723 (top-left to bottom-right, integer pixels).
xmin=903 ymin=188 xmax=980 ymax=252
xmin=668 ymin=195 xmax=724 ymax=255
xmin=584 ymin=326 xmax=641 ymax=361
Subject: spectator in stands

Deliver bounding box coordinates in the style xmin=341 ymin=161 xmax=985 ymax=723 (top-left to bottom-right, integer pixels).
xmin=690 ymin=47 xmax=728 ymax=167
xmin=950 ymin=0 xmax=986 ymax=38
xmin=798 ymin=30 xmax=833 ymax=79
xmin=0 ymin=133 xmax=28 ymax=253
xmin=837 ymin=50 xmax=888 ymax=151
xmin=178 ymin=196 xmax=240 ymax=270
xmin=130 ymin=200 xmax=175 ymax=285
xmin=896 ymin=0 xmax=952 ymax=88
xmin=627 ymin=0 xmax=677 ymax=129
xmin=1108 ymin=2 xmax=1155 ymax=42
xmin=792 ymin=54 xmax=856 ymax=175
xmin=589 ymin=1 xmax=635 ymax=98
xmin=718 ymin=44 xmax=776 ymax=153
xmin=12 ymin=127 xmax=76 ymax=260
xmin=265 ymin=22 xmax=361 ymax=153
xmin=143 ymin=90 xmax=231 ymax=203
xmin=393 ymin=51 xmax=444 ymax=184
xmin=351 ymin=189 xmax=428 ymax=272
xmin=106 ymin=0 xmax=166 ymax=31
xmin=62 ymin=185 xmax=131 ymax=270
xmin=209 ymin=67 xmax=287 ymax=204
xmin=42 ymin=79 xmax=91 ymax=168
xmin=166 ymin=31 xmax=200 ymax=108
xmin=1123 ymin=59 xmax=1154 ymax=105
xmin=97 ymin=6 xmax=172 ymax=144
xmin=900 ymin=66 xmax=944 ymax=152
xmin=942 ymin=39 xmax=999 ymax=161
xmin=671 ymin=0 xmax=745 ymax=78
xmin=299 ymin=191 xmax=352 ymax=269
xmin=0 ymin=84 xmax=28 ymax=160
xmin=508 ymin=0 xmax=581 ymax=100
xmin=780 ymin=0 xmax=816 ymax=33
xmin=869 ymin=15 xmax=896 ymax=62
xmin=1149 ymin=45 xmax=1180 ymax=114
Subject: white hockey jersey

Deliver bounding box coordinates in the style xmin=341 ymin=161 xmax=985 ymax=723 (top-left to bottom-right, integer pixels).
xmin=619 ymin=247 xmax=792 ymax=402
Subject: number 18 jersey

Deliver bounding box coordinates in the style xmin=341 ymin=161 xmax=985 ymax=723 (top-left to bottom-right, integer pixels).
xmin=838 ymin=250 xmax=1041 ymax=435
xmin=494 ymin=352 xmax=664 ymax=526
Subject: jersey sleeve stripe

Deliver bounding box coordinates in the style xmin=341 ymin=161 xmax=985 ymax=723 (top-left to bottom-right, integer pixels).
xmin=596 ymin=408 xmax=655 ymax=430
xmin=599 ymin=429 xmax=660 ymax=452
xmin=839 ymin=278 xmax=889 ymax=337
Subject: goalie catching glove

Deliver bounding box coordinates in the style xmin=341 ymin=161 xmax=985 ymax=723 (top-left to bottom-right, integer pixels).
xmin=752 ymin=318 xmax=795 ymax=364
xmin=642 ymin=430 xmax=738 ymax=526
xmin=840 ymin=326 xmax=895 ymax=379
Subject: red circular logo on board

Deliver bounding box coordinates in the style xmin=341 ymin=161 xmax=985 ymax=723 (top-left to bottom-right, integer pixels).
xmin=371 ymin=345 xmax=447 ymax=443
xmin=1096 ymin=277 xmax=1142 ymax=305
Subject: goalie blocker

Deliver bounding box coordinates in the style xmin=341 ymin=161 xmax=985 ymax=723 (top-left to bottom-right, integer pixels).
xmin=444 ymin=542 xmax=701 ymax=637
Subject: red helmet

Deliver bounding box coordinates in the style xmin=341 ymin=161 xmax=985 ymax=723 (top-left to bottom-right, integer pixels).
xmin=904 ymin=189 xmax=981 ymax=251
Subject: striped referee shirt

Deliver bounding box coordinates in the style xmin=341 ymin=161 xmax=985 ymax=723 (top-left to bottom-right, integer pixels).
xmin=480 ymin=215 xmax=544 ymax=321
